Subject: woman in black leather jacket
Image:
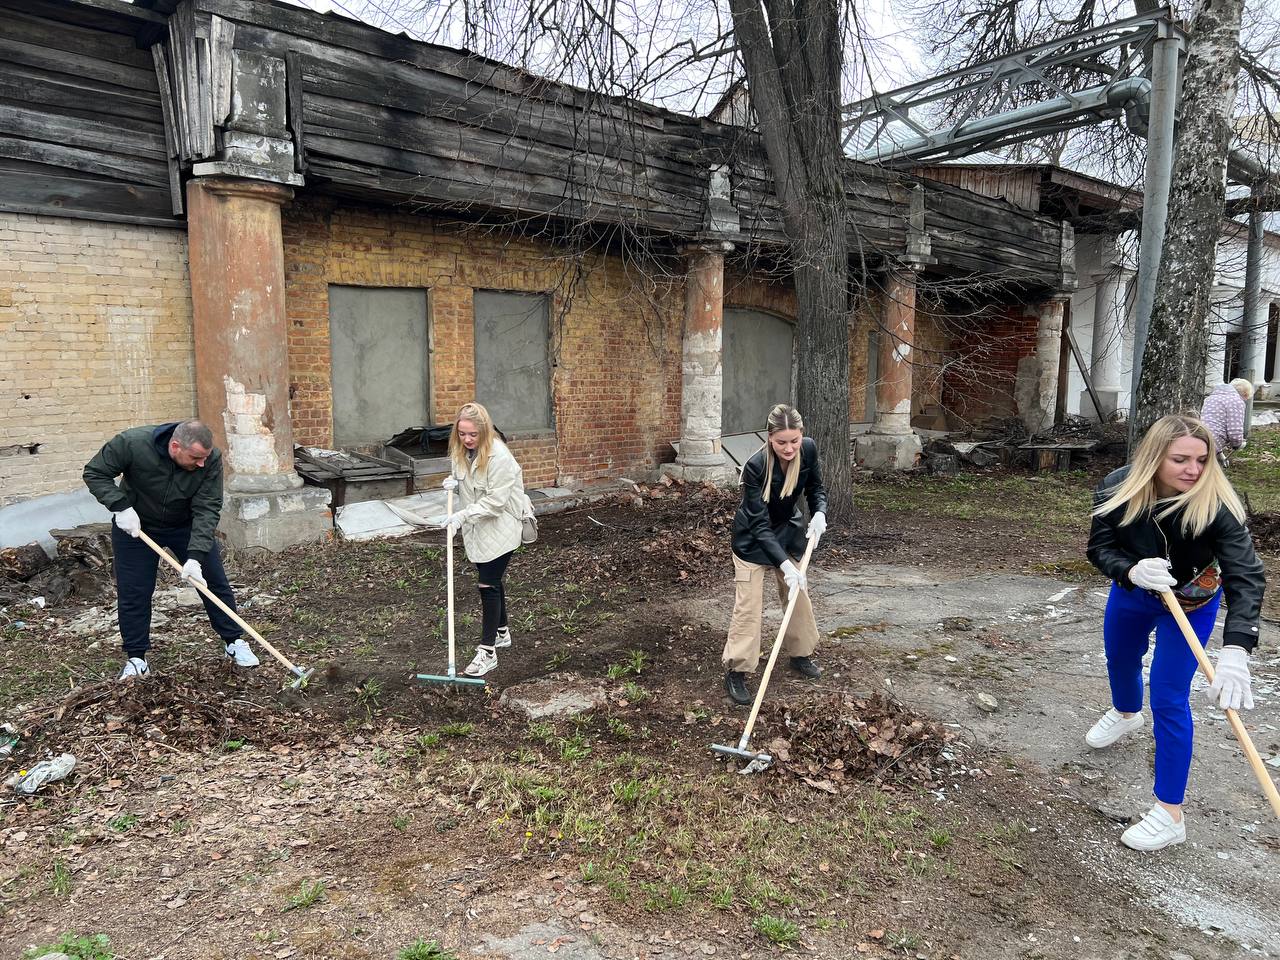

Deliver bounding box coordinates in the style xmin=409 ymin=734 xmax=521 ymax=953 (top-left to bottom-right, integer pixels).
xmin=722 ymin=404 xmax=828 ymax=706
xmin=1085 ymin=414 xmax=1265 ymax=851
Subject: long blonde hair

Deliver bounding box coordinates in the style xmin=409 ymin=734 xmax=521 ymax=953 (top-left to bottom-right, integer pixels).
xmin=449 ymin=402 xmax=498 ymax=476
xmin=759 ymin=403 xmax=804 ymax=502
xmin=1092 ymin=414 xmax=1246 ymax=537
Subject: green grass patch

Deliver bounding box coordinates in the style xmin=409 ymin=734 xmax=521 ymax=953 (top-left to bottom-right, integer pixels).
xmin=24 ymin=933 xmax=114 ymax=960
xmin=397 ymin=940 xmax=457 ymax=960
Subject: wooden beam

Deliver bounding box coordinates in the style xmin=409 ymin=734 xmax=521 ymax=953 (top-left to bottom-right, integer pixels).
xmin=65 ymin=0 xmax=169 ymax=25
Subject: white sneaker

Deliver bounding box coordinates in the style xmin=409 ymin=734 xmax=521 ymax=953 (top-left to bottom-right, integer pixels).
xmin=118 ymin=657 xmax=150 ymax=680
xmin=225 ymin=639 xmax=260 ymax=667
xmin=1121 ymin=804 xmax=1186 ymax=851
xmin=463 ymin=647 xmax=498 ymax=677
xmin=1085 ymin=708 xmax=1144 ymax=748
xmin=494 ymin=627 xmax=512 ymax=649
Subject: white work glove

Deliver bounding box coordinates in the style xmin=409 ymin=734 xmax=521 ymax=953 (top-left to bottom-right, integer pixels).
xmin=1206 ymin=645 xmax=1254 ymax=711
xmin=181 ymin=558 xmax=206 ymax=588
xmin=441 ymin=476 xmax=459 ymax=492
xmin=806 ymin=511 xmax=826 ymax=543
xmin=429 ymin=513 xmax=467 ymax=534
xmin=780 ymin=559 xmax=807 ymax=594
xmin=113 ymin=507 xmax=141 ymax=538
xmin=1128 ymin=558 xmax=1176 ymax=592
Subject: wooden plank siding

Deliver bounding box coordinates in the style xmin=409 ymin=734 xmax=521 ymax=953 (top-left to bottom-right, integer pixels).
xmin=0 ymin=0 xmax=1072 ymax=291
xmin=0 ymin=0 xmax=179 ymax=226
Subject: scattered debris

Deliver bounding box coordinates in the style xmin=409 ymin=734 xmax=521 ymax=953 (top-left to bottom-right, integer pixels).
xmin=6 ymin=752 xmax=75 ymax=794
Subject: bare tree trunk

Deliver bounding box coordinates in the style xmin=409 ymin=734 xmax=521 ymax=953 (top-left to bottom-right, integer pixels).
xmin=1136 ymin=0 xmax=1245 ymax=435
xmin=728 ymin=0 xmax=854 ymax=520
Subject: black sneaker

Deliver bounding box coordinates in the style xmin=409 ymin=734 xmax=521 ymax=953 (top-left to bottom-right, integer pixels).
xmin=789 ymin=656 xmax=822 ymax=679
xmin=724 ymin=670 xmax=752 ymax=706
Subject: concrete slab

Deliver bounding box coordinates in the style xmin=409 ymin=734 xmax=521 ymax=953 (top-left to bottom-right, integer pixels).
xmin=0 ymin=487 xmax=110 ymax=554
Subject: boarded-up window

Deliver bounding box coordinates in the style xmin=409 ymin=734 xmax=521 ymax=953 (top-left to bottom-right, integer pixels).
xmin=474 ymin=291 xmax=553 ymax=432
xmin=722 ymin=308 xmax=794 ymax=435
xmin=329 ymin=286 xmax=430 ymax=448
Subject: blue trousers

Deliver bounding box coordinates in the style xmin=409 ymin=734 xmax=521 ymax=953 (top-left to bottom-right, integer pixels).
xmin=1102 ymin=583 xmax=1221 ymax=805
xmin=111 ymin=523 xmax=241 ymax=658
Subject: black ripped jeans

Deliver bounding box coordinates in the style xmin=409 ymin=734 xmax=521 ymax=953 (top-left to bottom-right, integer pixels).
xmin=474 ymin=550 xmax=514 ymax=648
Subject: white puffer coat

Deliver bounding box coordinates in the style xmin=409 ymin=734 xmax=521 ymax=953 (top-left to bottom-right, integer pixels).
xmin=453 ymin=439 xmax=531 ymax=564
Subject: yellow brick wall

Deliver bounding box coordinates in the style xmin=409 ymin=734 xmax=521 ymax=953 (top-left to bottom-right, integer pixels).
xmin=0 ymin=213 xmax=195 ymax=507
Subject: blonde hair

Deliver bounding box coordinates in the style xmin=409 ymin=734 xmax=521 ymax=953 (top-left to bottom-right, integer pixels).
xmin=759 ymin=403 xmax=804 ymax=502
xmin=449 ymin=402 xmax=498 ymax=476
xmin=1092 ymin=414 xmax=1246 ymax=537
xmin=1230 ymin=378 xmax=1254 ymax=400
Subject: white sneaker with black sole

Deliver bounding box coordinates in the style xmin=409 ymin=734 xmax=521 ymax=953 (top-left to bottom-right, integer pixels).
xmin=119 ymin=657 xmax=150 ymax=680
xmin=494 ymin=627 xmax=512 ymax=649
xmin=464 ymin=647 xmax=498 ymax=677
xmin=1121 ymin=804 xmax=1186 ymax=851
xmin=1085 ymin=708 xmax=1144 ymax=748
xmin=225 ymin=638 xmax=260 ymax=667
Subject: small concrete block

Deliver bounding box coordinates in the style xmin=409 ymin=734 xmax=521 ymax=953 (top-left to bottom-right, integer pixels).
xmin=500 ymin=676 xmax=608 ymax=720
xmin=239 ymin=497 xmax=271 ymax=521
xmin=277 ymin=493 xmax=308 ymax=514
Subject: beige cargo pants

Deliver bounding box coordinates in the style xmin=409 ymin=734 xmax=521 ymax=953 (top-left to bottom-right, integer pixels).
xmin=721 ymin=552 xmax=819 ymax=673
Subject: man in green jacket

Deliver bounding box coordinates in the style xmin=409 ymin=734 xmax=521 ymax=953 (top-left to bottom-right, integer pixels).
xmin=83 ymin=420 xmax=259 ymax=679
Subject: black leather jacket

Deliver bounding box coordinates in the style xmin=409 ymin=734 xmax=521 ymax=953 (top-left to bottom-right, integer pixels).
xmin=731 ymin=437 xmax=828 ymax=567
xmin=1086 ymin=466 xmax=1266 ymax=652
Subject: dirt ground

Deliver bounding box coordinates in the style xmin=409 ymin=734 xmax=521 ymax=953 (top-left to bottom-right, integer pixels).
xmin=2 ymin=440 xmax=1279 ymax=960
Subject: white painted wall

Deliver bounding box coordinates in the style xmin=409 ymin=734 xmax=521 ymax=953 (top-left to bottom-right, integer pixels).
xmin=1063 ymin=228 xmax=1280 ymax=420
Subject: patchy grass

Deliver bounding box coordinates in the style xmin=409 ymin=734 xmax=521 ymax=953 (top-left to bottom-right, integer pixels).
xmin=282 ymin=879 xmax=326 ymax=912
xmin=396 ymin=940 xmax=457 ymax=960
xmin=24 ymin=933 xmax=115 ymax=959
xmin=858 ymin=472 xmax=1093 ymax=540
xmin=1234 ymin=424 xmax=1280 ymax=513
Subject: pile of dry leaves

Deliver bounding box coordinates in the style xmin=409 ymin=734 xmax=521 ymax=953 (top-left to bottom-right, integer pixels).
xmin=761 ymin=692 xmax=953 ymax=793
xmin=13 ymin=663 xmax=313 ymax=762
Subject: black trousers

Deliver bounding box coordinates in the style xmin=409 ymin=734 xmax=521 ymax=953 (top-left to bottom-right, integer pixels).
xmin=111 ymin=522 xmax=241 ymax=658
xmin=474 ymin=550 xmax=513 ymax=647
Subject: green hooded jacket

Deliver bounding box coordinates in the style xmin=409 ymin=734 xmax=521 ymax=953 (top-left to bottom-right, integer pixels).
xmin=82 ymin=422 xmax=224 ymax=562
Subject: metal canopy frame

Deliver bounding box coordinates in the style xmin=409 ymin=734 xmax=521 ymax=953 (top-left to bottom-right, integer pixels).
xmin=841 ymin=8 xmax=1185 ymax=166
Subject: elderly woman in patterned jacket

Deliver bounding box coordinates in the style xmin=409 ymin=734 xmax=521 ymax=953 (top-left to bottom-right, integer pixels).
xmin=431 ymin=402 xmax=533 ymax=678
xmin=1085 ymin=414 xmax=1266 ymax=851
xmin=722 ymin=404 xmax=828 ymax=706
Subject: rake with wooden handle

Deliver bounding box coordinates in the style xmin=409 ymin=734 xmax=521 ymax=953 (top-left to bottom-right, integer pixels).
xmin=138 ymin=531 xmax=314 ymax=689
xmin=1159 ymin=590 xmax=1280 ymax=820
xmin=710 ymin=534 xmax=819 ymax=769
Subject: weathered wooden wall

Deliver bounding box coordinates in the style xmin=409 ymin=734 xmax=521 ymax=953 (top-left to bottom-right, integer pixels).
xmin=0 ymin=0 xmax=178 ymax=227
xmin=0 ymin=0 xmax=1071 ymax=291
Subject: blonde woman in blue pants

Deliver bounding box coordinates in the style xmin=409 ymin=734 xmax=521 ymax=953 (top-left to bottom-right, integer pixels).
xmin=1086 ymin=415 xmax=1265 ymax=850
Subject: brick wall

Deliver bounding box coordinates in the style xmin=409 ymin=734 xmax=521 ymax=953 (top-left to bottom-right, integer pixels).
xmin=282 ymin=199 xmax=686 ymax=488
xmin=0 ymin=213 xmax=194 ymax=507
xmin=942 ymin=303 xmax=1040 ymax=425
xmin=912 ymin=292 xmax=951 ymax=416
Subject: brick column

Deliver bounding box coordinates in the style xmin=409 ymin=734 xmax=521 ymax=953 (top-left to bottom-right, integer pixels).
xmin=187 ymin=176 xmax=331 ymax=550
xmin=664 ymin=243 xmax=730 ymax=483
xmin=855 ymin=268 xmax=922 ymax=470
xmin=1016 ymin=294 xmax=1069 ymax=435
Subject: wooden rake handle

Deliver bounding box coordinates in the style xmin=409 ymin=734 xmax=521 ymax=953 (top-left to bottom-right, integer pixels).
xmin=1159 ymin=590 xmax=1280 ymax=820
xmin=137 ymin=531 xmax=306 ymax=679
xmin=446 ymin=486 xmax=456 ymax=674
xmin=738 ymin=534 xmax=820 ymax=750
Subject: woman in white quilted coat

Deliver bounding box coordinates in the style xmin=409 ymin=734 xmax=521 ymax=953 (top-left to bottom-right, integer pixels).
xmin=432 ymin=402 xmax=532 ymax=677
